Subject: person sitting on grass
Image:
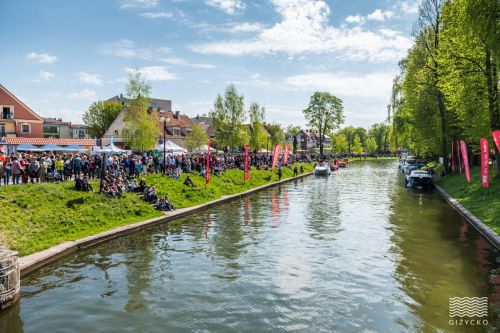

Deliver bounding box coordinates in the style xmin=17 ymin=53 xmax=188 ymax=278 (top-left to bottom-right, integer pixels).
xmin=129 ymin=178 xmax=138 ymax=192
xmin=183 ymin=175 xmax=195 ymax=187
xmin=138 ymin=177 xmax=146 ymax=193
xmin=164 ymin=194 xmax=175 ymax=211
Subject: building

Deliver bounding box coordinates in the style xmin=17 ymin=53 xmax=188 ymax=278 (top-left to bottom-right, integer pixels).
xmin=43 ymin=118 xmax=71 ymax=138
xmin=0 ymin=84 xmax=44 ymax=138
xmin=295 ymin=129 xmax=331 ymax=151
xmin=102 ymin=95 xmax=195 ymax=148
xmin=0 ymin=84 xmax=93 ymax=152
xmin=69 ymin=124 xmax=89 ymax=139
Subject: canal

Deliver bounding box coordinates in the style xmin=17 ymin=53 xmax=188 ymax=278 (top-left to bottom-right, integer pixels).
xmin=1 ymin=160 xmax=499 ymax=332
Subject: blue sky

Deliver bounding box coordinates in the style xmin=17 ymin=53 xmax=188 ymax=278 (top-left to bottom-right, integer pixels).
xmin=0 ymin=0 xmax=419 ymax=128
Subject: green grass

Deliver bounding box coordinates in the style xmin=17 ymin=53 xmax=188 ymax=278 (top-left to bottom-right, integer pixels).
xmin=436 ymin=166 xmax=500 ymax=234
xmin=0 ymin=163 xmax=313 ymax=256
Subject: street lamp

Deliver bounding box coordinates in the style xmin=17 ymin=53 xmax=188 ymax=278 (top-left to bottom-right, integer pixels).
xmin=159 ymin=116 xmax=171 ymax=175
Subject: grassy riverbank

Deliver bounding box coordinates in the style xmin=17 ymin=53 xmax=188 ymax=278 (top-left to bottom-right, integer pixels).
xmin=436 ymin=166 xmax=500 ymax=234
xmin=0 ymin=163 xmax=313 ymax=256
xmin=346 ymin=156 xmax=398 ymax=162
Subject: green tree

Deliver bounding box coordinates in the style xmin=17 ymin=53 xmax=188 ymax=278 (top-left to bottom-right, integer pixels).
xmin=249 ymin=102 xmax=267 ymax=151
xmin=365 ymin=137 xmax=378 ymax=154
xmin=303 ymin=92 xmax=345 ymax=156
xmin=331 ymin=133 xmax=348 ymax=153
xmin=286 ymin=125 xmax=301 ymax=153
xmin=184 ymin=123 xmax=208 ymax=151
xmin=122 ymin=70 xmax=158 ymax=151
xmin=368 ymin=123 xmax=391 ymax=153
xmin=83 ymin=100 xmax=122 ymax=139
xmin=352 ymin=135 xmax=364 ymax=154
xmin=268 ymin=123 xmax=285 ymax=146
xmin=210 ymin=84 xmax=246 ymax=150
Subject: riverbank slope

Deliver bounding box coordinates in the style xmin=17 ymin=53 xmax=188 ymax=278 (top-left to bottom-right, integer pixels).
xmin=436 ymin=166 xmax=500 ymax=234
xmin=0 ymin=163 xmax=313 ymax=256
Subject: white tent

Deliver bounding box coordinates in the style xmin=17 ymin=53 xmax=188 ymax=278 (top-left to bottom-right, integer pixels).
xmin=91 ymin=144 xmax=128 ymax=155
xmin=192 ymin=144 xmax=216 ymax=153
xmin=154 ymin=140 xmax=187 ymax=153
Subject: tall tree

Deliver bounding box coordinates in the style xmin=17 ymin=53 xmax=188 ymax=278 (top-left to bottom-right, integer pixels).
xmin=365 ymin=137 xmax=378 ymax=154
xmin=249 ymin=102 xmax=267 ymax=151
xmin=268 ymin=124 xmax=285 ymax=146
xmin=413 ymin=0 xmax=449 ymax=172
xmin=184 ymin=123 xmax=208 ymax=151
xmin=122 ymin=70 xmax=158 ymax=151
xmin=83 ymin=100 xmax=122 ymax=139
xmin=210 ymin=84 xmax=246 ymax=150
xmin=286 ymin=125 xmax=301 ymax=153
xmin=303 ymin=92 xmax=345 ymax=156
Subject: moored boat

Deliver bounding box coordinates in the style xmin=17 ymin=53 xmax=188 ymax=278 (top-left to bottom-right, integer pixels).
xmin=314 ymin=162 xmax=331 ymax=176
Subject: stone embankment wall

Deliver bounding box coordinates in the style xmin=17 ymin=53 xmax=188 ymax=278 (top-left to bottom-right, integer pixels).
xmin=0 ymin=245 xmax=20 ymax=311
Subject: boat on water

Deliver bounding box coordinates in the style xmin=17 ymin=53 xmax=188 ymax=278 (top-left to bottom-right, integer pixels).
xmin=338 ymin=159 xmax=348 ymax=168
xmin=314 ymin=162 xmax=331 ymax=176
xmin=405 ymin=169 xmax=433 ymax=189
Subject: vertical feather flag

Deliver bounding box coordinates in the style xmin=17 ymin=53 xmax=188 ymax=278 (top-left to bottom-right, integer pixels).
xmin=493 ymin=130 xmax=500 ymax=152
xmin=283 ymin=144 xmax=290 ymax=165
xmin=457 ymin=140 xmax=462 ymax=174
xmin=480 ymin=138 xmax=489 ymax=188
xmin=272 ymin=144 xmax=281 ymax=171
xmin=244 ymin=144 xmax=250 ymax=181
xmin=459 ymin=140 xmax=470 ymax=183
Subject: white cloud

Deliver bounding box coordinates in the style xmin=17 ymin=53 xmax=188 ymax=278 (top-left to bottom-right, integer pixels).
xmin=69 ymin=89 xmax=97 ymax=100
xmin=284 ymin=71 xmax=395 ymax=98
xmin=26 ymin=52 xmax=58 ymax=64
xmin=231 ymin=22 xmax=264 ymax=33
xmin=367 ymin=9 xmax=394 ymax=22
xmin=345 ymin=9 xmax=394 ymax=25
xmin=345 ymin=15 xmax=364 ymax=24
xmin=205 ymin=0 xmax=245 ymax=15
xmin=75 ymin=72 xmax=103 ymax=86
xmin=119 ymin=0 xmax=158 ymax=9
xmin=400 ymin=1 xmax=419 ymax=15
xmin=125 ymin=66 xmax=178 ymax=81
xmin=33 ymin=70 xmax=55 ymax=82
xmin=190 ymin=1 xmax=411 ymax=62
xmin=100 ymin=39 xmax=170 ymax=60
xmin=161 ymin=57 xmax=215 ymax=69
xmin=140 ymin=11 xmax=172 ymax=19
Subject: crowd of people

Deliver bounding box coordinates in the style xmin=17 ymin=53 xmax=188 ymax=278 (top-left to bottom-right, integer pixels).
xmin=0 ymin=149 xmax=317 ymax=212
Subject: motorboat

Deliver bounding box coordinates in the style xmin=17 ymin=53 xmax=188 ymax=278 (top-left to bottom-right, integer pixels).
xmin=338 ymin=159 xmax=348 ymax=168
xmin=314 ymin=162 xmax=331 ymax=176
xmin=399 ymin=155 xmax=417 ymax=171
xmin=405 ymin=169 xmax=433 ymax=189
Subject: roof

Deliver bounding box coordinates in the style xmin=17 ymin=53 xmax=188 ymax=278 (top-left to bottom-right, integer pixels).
xmin=44 ymin=118 xmax=69 ymax=125
xmin=0 ymin=84 xmax=44 ymax=122
xmin=0 ymin=137 xmax=95 ymax=146
xmin=107 ymin=95 xmax=172 ymax=112
xmin=158 ymin=111 xmax=193 ymax=128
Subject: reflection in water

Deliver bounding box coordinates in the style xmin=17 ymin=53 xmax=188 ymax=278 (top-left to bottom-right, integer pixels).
xmin=1 ymin=160 xmax=499 ymax=332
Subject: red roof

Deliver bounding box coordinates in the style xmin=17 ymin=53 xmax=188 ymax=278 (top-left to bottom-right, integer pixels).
xmin=0 ymin=137 xmax=95 ymax=146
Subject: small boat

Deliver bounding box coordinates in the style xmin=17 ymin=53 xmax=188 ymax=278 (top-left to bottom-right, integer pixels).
xmin=405 ymin=169 xmax=433 ymax=189
xmin=338 ymin=159 xmax=348 ymax=168
xmin=314 ymin=162 xmax=331 ymax=176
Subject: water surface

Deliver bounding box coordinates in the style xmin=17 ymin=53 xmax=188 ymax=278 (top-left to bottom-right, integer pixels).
xmin=1 ymin=160 xmax=499 ymax=332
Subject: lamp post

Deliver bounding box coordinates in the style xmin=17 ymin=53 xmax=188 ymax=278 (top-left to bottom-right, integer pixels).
xmin=160 ymin=116 xmax=168 ymax=175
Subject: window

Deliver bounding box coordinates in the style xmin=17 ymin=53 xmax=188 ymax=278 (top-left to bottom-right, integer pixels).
xmin=173 ymin=127 xmax=180 ymax=136
xmin=2 ymin=106 xmax=12 ymax=119
xmin=22 ymin=123 xmax=30 ymax=133
xmin=0 ymin=124 xmax=5 ymax=136
xmin=114 ymin=129 xmax=119 ymax=136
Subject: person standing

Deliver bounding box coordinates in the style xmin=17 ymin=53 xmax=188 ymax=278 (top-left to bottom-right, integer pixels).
xmin=10 ymin=156 xmax=22 ymax=185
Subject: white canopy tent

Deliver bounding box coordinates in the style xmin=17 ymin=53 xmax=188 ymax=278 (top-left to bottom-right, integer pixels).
xmin=91 ymin=143 xmax=128 ymax=155
xmin=192 ymin=144 xmax=216 ymax=154
xmin=154 ymin=140 xmax=187 ymax=153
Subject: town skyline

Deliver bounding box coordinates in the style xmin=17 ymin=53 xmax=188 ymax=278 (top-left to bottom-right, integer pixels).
xmin=0 ymin=0 xmax=418 ymax=128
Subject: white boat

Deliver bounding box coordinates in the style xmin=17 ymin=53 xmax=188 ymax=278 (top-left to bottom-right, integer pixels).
xmin=405 ymin=169 xmax=433 ymax=189
xmin=314 ymin=163 xmax=331 ymax=176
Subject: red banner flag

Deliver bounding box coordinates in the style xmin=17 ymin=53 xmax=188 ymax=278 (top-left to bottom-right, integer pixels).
xmin=451 ymin=141 xmax=455 ymax=173
xmin=457 ymin=140 xmax=462 ymax=174
xmin=459 ymin=140 xmax=470 ymax=183
xmin=480 ymin=138 xmax=489 ymax=188
xmin=205 ymin=139 xmax=211 ymax=184
xmin=272 ymin=144 xmax=281 ymax=171
xmin=493 ymin=130 xmax=500 ymax=153
xmin=283 ymin=144 xmax=290 ymax=165
xmin=244 ymin=144 xmax=250 ymax=181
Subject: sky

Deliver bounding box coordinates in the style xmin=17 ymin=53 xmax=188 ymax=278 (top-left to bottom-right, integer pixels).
xmin=0 ymin=0 xmax=419 ymax=128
